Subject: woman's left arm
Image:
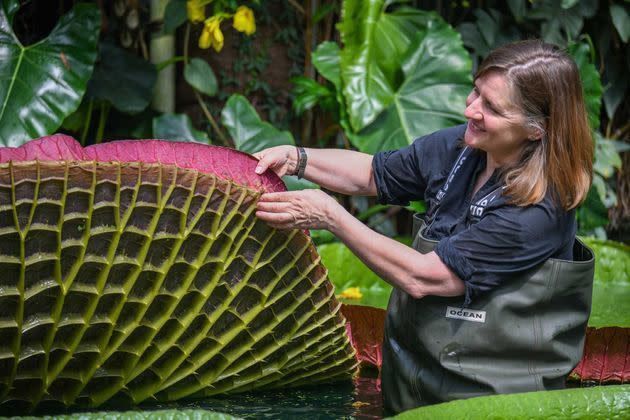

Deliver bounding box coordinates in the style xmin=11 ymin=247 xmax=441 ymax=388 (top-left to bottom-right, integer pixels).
xmin=256 ymin=190 xmax=465 ymax=299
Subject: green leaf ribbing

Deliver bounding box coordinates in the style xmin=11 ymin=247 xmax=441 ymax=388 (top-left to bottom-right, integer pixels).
xmin=0 ymin=161 xmax=357 ymax=413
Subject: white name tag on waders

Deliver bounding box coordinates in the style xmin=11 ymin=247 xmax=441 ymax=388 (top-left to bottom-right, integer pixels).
xmin=445 ymin=306 xmax=487 ymax=323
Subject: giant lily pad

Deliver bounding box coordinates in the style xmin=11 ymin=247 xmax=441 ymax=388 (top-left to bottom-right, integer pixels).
xmin=318 ymin=241 xmax=392 ymax=309
xmin=571 ymin=327 xmax=630 ymax=384
xmin=394 ymin=385 xmax=630 ymax=419
xmin=582 ymin=237 xmax=630 ymax=328
xmin=0 ymin=135 xmax=357 ymax=414
xmin=0 ymin=1 xmax=100 ymax=146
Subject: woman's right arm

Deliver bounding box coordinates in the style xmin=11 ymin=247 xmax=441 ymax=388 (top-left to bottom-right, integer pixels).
xmin=254 ymin=145 xmax=377 ymax=196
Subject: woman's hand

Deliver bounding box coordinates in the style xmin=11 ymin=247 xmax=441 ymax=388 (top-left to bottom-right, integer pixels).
xmin=253 ymin=145 xmax=298 ymax=177
xmin=255 ymin=189 xmax=343 ymax=231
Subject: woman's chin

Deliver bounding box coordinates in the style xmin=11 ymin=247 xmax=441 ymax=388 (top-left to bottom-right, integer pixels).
xmin=464 ymin=130 xmax=479 ymax=148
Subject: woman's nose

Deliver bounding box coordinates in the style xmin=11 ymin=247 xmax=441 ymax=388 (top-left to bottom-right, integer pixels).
xmin=464 ymin=98 xmax=482 ymax=120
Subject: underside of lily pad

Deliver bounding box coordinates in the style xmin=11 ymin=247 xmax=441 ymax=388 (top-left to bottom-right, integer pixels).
xmin=0 ymin=136 xmax=358 ymax=414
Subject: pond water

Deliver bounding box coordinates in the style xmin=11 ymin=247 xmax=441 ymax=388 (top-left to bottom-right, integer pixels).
xmin=23 ymin=370 xmax=383 ymax=419
xmin=149 ymin=374 xmax=383 ymax=419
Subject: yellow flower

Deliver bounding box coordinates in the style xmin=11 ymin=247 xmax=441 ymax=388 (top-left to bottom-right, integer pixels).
xmin=233 ymin=5 xmax=256 ymax=35
xmin=338 ymin=287 xmax=363 ymax=300
xmin=199 ymin=16 xmax=224 ymax=52
xmin=186 ymin=0 xmax=208 ymax=23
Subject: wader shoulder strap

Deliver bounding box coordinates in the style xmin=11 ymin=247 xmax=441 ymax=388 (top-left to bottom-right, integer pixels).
xmin=426 ymin=146 xmax=504 ymax=229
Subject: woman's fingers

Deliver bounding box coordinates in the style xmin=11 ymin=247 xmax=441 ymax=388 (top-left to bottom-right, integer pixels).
xmin=254 ymin=153 xmax=270 ymax=174
xmin=257 ymin=191 xmax=292 ymax=202
xmin=253 ymin=145 xmax=293 ymax=176
xmin=256 ymin=200 xmax=290 ymax=212
xmin=255 ymin=189 xmax=336 ymax=231
xmin=255 ymin=210 xmax=293 ymax=223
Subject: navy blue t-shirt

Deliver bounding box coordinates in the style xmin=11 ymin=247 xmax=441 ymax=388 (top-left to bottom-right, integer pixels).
xmin=372 ymin=124 xmax=576 ymax=305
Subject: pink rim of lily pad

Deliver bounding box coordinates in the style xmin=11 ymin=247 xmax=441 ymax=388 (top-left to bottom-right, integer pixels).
xmin=0 ymin=134 xmax=286 ymax=193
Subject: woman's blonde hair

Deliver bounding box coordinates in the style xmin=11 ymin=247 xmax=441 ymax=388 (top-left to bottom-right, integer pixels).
xmin=476 ymin=39 xmax=593 ymax=210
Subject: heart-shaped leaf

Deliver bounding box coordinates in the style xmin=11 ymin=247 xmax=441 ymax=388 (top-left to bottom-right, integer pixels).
xmin=338 ymin=3 xmax=471 ymax=152
xmin=610 ymin=4 xmax=630 ymax=43
xmin=528 ymin=0 xmax=597 ymax=46
xmin=87 ymin=42 xmax=157 ymax=114
xmin=221 ymin=94 xmax=294 ymax=154
xmin=312 ymin=41 xmax=353 ymax=134
xmin=185 ymin=58 xmax=218 ymax=97
xmin=163 ymin=0 xmax=188 ymax=34
xmin=152 ymin=113 xmax=210 ymax=143
xmin=312 ymin=41 xmax=342 ymax=88
xmin=348 ymin=25 xmax=472 ymax=153
xmin=0 ymin=1 xmax=100 ymax=146
xmin=221 ymin=94 xmax=318 ymax=190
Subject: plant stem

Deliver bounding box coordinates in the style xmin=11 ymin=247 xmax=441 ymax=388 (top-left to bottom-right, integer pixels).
xmin=80 ymin=99 xmax=94 ymax=146
xmin=156 ymin=55 xmax=186 ymax=72
xmin=95 ymin=102 xmax=110 ymax=144
xmin=288 ymin=0 xmax=305 ymax=14
xmin=184 ymin=23 xmax=230 ymax=147
xmin=301 ymin=0 xmax=317 ymax=146
xmin=614 ymin=121 xmax=630 ymax=139
xmin=194 ymin=90 xmax=231 ymax=147
xmin=150 ymin=0 xmax=175 ymax=112
xmin=184 ymin=22 xmax=191 ymax=62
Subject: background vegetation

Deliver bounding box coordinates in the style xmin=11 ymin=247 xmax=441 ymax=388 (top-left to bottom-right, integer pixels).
xmin=1 ymin=0 xmax=628 ymax=243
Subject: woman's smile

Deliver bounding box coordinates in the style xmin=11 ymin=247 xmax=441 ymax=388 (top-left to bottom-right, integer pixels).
xmin=467 ymin=119 xmax=484 ymax=134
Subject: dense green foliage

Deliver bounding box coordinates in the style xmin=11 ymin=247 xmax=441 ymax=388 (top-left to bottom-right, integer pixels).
xmin=0 ymin=0 xmax=627 ymax=235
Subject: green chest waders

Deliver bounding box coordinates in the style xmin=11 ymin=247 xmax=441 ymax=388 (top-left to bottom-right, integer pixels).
xmin=381 ymin=148 xmax=596 ymax=413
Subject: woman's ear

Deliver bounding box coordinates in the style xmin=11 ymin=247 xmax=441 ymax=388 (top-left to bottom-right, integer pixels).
xmin=528 ymin=126 xmax=545 ymax=142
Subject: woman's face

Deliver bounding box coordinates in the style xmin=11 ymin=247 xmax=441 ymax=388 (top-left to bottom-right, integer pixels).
xmin=463 ymin=71 xmax=534 ymax=166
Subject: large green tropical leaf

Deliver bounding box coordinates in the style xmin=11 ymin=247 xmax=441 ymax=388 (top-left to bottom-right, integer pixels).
xmin=312 ymin=42 xmax=342 ymax=88
xmin=339 ymin=3 xmax=471 ymax=153
xmin=349 ymin=26 xmax=471 ymax=154
xmin=87 ymin=42 xmax=157 ymax=114
xmin=220 ymin=95 xmax=318 ymax=191
xmin=457 ymin=8 xmax=521 ymax=68
xmin=528 ymin=0 xmax=598 ymax=46
xmin=338 ymin=0 xmax=392 ymax=131
xmin=0 ymin=1 xmax=100 ymax=146
xmin=221 ymin=94 xmax=294 ymax=154
xmin=568 ymin=40 xmax=603 ymax=131
xmin=152 ymin=113 xmax=210 ymax=143
xmin=0 ymin=138 xmax=357 ymax=414
xmin=312 ymin=41 xmax=353 ymax=135
xmin=184 ymin=58 xmax=218 ymax=97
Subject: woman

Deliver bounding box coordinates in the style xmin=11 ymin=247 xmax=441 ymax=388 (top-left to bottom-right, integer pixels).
xmin=253 ymin=40 xmax=595 ymax=413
